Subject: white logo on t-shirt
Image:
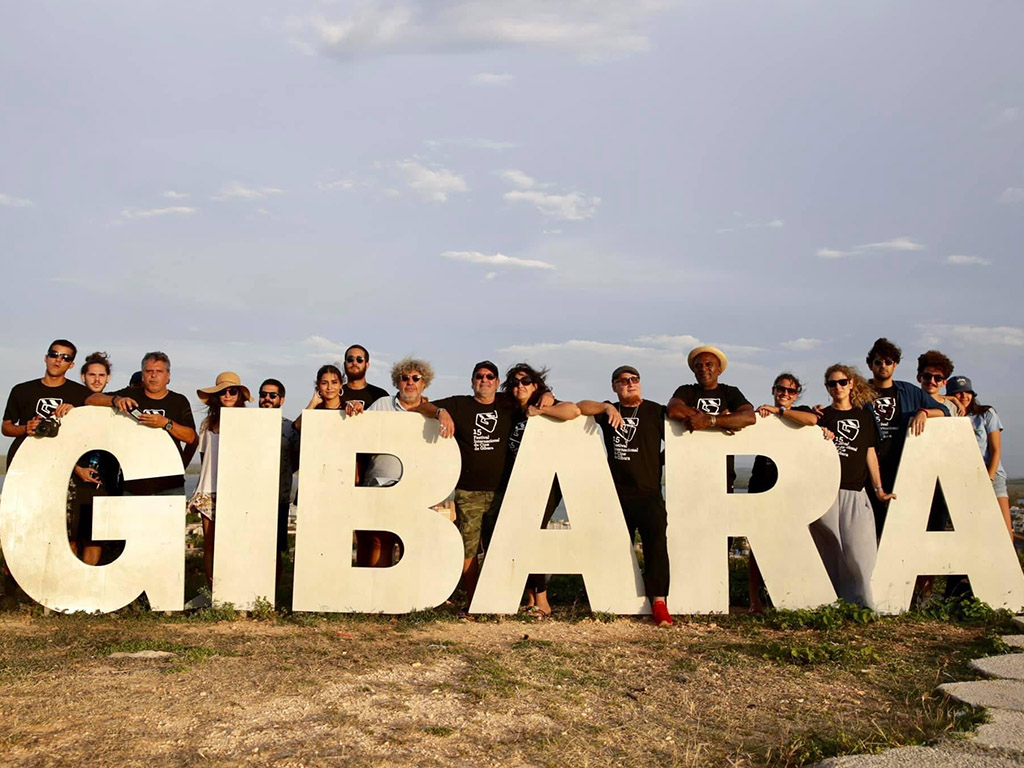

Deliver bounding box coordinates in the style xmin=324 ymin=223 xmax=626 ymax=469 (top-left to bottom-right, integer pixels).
xmin=143 ymin=409 xmax=166 ymax=417
xmin=696 ymin=398 xmax=721 ymax=415
xmin=836 ymin=419 xmax=860 ymax=443
xmin=873 ymin=397 xmax=896 ymax=423
xmin=509 ymin=420 xmax=526 ymax=453
xmin=475 ymin=411 xmax=497 ymax=434
xmin=36 ymin=398 xmax=62 ymax=417
xmin=615 ymin=417 xmax=638 ymax=446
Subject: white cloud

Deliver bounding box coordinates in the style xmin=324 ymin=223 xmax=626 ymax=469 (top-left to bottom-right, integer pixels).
xmin=999 ymin=187 xmax=1024 ymax=204
xmin=499 ymin=169 xmax=537 ymax=189
xmin=0 ymin=193 xmax=34 ymax=208
xmin=472 ymin=72 xmax=514 ymax=86
xmin=302 ymin=335 xmax=348 ymax=359
xmin=817 ymin=247 xmax=859 ymax=259
xmin=425 ymin=137 xmax=517 ymax=151
xmin=317 ymin=178 xmax=356 ymax=191
xmin=163 ymin=190 xmax=189 ymax=199
xmin=945 ymin=254 xmax=992 ymax=267
xmin=1000 ymin=107 xmax=1020 ymax=124
xmin=120 ymin=206 xmax=196 ymax=220
xmin=501 ymin=338 xmax=671 ymax=359
xmin=395 ymin=159 xmax=468 ymax=202
xmin=485 ymin=271 xmax=497 ymax=280
xmin=632 ymin=334 xmax=701 ymax=350
xmin=767 ymin=219 xmax=784 ymax=228
xmin=857 ymin=236 xmax=925 ymax=252
xmin=919 ymin=325 xmax=1024 ymax=348
xmin=212 ymin=181 xmax=284 ymax=201
xmin=781 ymin=338 xmax=823 ymax=352
xmin=287 ymin=1 xmax=676 ymax=62
xmin=504 ymin=190 xmax=600 ymax=221
xmin=441 ymin=250 xmax=555 ymax=270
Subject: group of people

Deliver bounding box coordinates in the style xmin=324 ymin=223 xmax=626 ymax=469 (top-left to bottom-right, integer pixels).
xmin=1 ymin=337 xmax=1010 ymax=624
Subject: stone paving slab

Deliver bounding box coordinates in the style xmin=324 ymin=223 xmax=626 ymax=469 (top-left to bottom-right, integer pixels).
xmin=1001 ymin=635 xmax=1024 ymax=650
xmin=818 ymin=743 xmax=1024 ymax=767
xmin=970 ymin=653 xmax=1024 ymax=681
xmin=1012 ymin=616 xmax=1024 ymax=632
xmin=941 ymin=679 xmax=1024 ymax=711
xmin=971 ymin=708 xmax=1024 ymax=753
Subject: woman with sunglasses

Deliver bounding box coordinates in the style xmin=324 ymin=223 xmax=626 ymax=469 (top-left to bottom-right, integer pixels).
xmin=500 ymin=363 xmax=580 ymax=616
xmin=809 ymin=365 xmax=894 ymax=608
xmin=749 ymin=372 xmax=829 ymax=611
xmin=190 ymin=372 xmax=251 ymax=591
xmin=294 ymin=364 xmax=345 ymax=431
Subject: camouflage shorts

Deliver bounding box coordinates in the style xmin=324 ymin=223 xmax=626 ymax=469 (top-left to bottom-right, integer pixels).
xmin=454 ymin=490 xmax=499 ymax=559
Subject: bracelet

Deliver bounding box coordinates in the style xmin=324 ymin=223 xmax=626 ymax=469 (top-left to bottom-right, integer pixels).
xmin=710 ymin=415 xmax=717 ymax=427
xmin=110 ymin=395 xmax=119 ymax=410
xmin=436 ymin=407 xmax=446 ymax=420
xmin=874 ymin=486 xmax=883 ymax=493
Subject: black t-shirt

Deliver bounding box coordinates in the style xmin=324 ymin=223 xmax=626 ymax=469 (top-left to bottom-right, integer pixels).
xmin=113 ymin=387 xmax=196 ymax=494
xmin=339 ymin=383 xmax=389 ymax=409
xmin=748 ymin=407 xmax=815 ymax=494
xmin=671 ymin=382 xmax=751 ymax=490
xmin=870 ymin=385 xmax=902 ymax=478
xmin=818 ymin=405 xmax=878 ymax=491
xmin=595 ymin=399 xmax=665 ymax=498
xmin=3 ymin=378 xmax=90 ymax=468
xmin=433 ymin=394 xmax=519 ymax=491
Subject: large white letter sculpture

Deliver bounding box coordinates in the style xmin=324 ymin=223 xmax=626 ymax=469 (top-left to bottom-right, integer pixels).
xmin=291 ymin=411 xmax=463 ymax=613
xmin=666 ymin=416 xmax=841 ymax=613
xmin=471 ymin=417 xmax=647 ymax=615
xmin=211 ymin=408 xmax=282 ymax=610
xmin=873 ymin=418 xmax=1024 ymax=613
xmin=0 ymin=407 xmax=185 ymax=612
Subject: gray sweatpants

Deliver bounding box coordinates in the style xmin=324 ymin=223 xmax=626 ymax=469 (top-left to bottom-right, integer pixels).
xmin=809 ymin=489 xmax=877 ymax=609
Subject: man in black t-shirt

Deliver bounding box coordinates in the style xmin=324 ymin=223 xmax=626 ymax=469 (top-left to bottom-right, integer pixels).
xmin=417 ymin=360 xmax=519 ymax=610
xmin=579 ymin=365 xmax=673 ymax=627
xmin=667 ymin=345 xmax=755 ymax=491
xmin=86 ymin=351 xmax=197 ymax=495
xmin=3 ymin=339 xmax=90 ymax=469
xmin=338 ymin=344 xmax=389 ymax=411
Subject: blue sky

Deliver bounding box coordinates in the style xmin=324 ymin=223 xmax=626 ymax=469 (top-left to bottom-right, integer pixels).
xmin=2 ymin=1 xmax=1023 ymax=471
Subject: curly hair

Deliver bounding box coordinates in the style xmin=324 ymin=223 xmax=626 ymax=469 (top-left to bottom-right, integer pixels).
xmin=501 ymin=363 xmax=552 ymax=409
xmin=82 ymin=351 xmax=111 ymax=375
xmin=824 ymin=364 xmax=876 ymax=409
xmin=390 ymin=357 xmax=434 ymax=389
xmin=916 ymin=350 xmax=954 ymax=378
xmin=865 ymin=337 xmax=901 ymax=367
xmin=773 ymin=371 xmax=802 ymax=396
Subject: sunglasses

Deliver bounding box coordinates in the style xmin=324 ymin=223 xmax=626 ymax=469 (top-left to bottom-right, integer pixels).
xmin=614 ymin=376 xmax=640 ymax=386
xmin=345 ymin=355 xmax=366 ymax=363
xmin=47 ymin=350 xmax=74 ymax=362
xmin=400 ymin=374 xmax=423 ymax=383
xmin=774 ymin=385 xmax=799 ymax=395
xmin=474 ymin=372 xmax=497 ymax=381
xmin=258 ymin=391 xmax=280 ymax=400
xmin=872 ymin=358 xmax=895 ymax=367
xmin=219 ymin=387 xmax=240 ymax=397
xmin=919 ymin=372 xmax=946 ymax=383
xmin=825 ymin=378 xmax=850 ymax=389
xmin=511 ymin=376 xmax=534 ymax=387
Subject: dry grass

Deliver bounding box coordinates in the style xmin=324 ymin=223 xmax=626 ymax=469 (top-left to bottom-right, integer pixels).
xmin=0 ymin=590 xmax=1008 ymax=768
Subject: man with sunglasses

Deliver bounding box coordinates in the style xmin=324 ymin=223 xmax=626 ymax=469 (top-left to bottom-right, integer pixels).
xmin=578 ymin=366 xmax=673 ymax=626
xmin=86 ymin=351 xmax=197 ymax=496
xmin=339 ymin=344 xmax=389 ymax=412
xmin=3 ymin=339 xmax=90 ymax=469
xmin=417 ymin=360 xmax=519 ymax=611
xmin=863 ymin=338 xmax=949 ymax=538
xmin=258 ymin=379 xmax=300 ymax=577
xmin=667 ymin=345 xmax=755 ymax=492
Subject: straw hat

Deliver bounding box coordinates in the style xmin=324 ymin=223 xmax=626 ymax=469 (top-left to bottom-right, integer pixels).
xmin=686 ymin=345 xmax=728 ymax=373
xmin=197 ymin=371 xmax=252 ymax=404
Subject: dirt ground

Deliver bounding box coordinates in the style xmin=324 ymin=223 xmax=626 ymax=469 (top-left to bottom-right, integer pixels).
xmin=0 ymin=605 xmax=1006 ymax=768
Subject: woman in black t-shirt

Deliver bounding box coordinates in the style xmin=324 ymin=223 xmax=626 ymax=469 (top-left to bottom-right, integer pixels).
xmin=810 ymin=364 xmax=895 ymax=608
xmin=500 ymin=363 xmax=580 ymax=617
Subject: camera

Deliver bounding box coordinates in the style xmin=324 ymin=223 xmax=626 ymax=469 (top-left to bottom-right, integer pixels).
xmin=34 ymin=417 xmax=60 ymax=438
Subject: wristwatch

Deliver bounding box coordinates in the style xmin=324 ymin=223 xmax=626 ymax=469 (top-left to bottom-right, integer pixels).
xmin=778 ymin=406 xmax=787 ymax=415
xmin=436 ymin=407 xmax=446 ymax=420
xmin=163 ymin=419 xmax=174 ymax=432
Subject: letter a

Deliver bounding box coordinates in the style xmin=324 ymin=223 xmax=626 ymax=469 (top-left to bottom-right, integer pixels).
xmin=666 ymin=417 xmax=840 ymax=613
xmin=471 ymin=417 xmax=646 ymax=615
xmin=291 ymin=411 xmax=463 ymax=613
xmin=873 ymin=419 xmax=1024 ymax=613
xmin=0 ymin=407 xmax=185 ymax=612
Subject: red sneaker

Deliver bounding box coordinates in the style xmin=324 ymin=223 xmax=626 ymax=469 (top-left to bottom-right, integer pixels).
xmin=651 ymin=600 xmax=673 ymax=627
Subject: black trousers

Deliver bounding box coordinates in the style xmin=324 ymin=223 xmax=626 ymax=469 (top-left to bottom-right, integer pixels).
xmin=621 ymin=493 xmax=670 ymax=598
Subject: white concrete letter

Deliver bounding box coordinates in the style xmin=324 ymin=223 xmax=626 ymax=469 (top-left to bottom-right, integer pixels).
xmin=471 ymin=417 xmax=646 ymax=615
xmin=0 ymin=407 xmax=185 ymax=612
xmin=291 ymin=411 xmax=463 ymax=612
xmin=665 ymin=416 xmax=840 ymax=613
xmin=873 ymin=418 xmax=1024 ymax=613
xmin=211 ymin=408 xmax=282 ymax=610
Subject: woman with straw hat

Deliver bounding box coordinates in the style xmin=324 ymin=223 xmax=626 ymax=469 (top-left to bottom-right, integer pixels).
xmin=191 ymin=371 xmax=251 ymax=592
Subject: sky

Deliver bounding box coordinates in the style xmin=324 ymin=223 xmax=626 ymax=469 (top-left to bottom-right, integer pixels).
xmin=2 ymin=2 xmax=1023 ymax=471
